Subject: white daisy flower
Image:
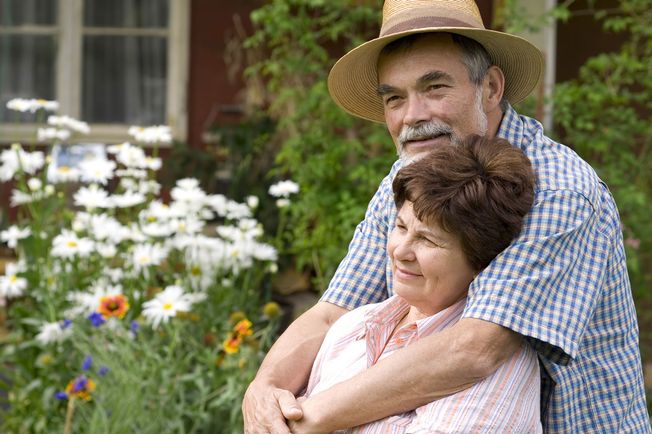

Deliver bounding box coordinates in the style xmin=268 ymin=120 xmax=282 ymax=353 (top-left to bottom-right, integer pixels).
xmin=96 ymin=243 xmax=117 ymax=258
xmin=48 ymin=164 xmax=80 ymax=184
xmin=35 ymin=320 xmax=72 ymax=345
xmin=142 ymin=156 xmax=162 ymax=171
xmin=115 ymin=143 xmax=147 ymax=168
xmin=0 ymin=225 xmax=31 ymax=248
xmin=74 ymin=184 xmax=112 ymax=210
xmin=252 ymin=243 xmax=278 ymax=262
xmin=47 ymin=115 xmax=90 ymax=134
xmin=128 ymin=125 xmax=172 ymax=144
xmin=269 ymin=180 xmax=300 ymax=198
xmin=275 ymin=198 xmax=291 ymax=208
xmin=0 ymin=145 xmax=45 ymax=181
xmin=103 ymin=268 xmax=124 ymax=283
xmin=10 ymin=189 xmax=35 ymax=206
xmin=0 ymin=262 xmax=28 ymax=298
xmin=141 ymin=222 xmax=174 ymax=238
xmin=106 ymin=142 xmax=129 ymax=155
xmin=6 ymin=98 xmax=59 ymax=113
xmin=110 ymin=191 xmax=146 ymax=208
xmin=27 ymin=177 xmax=42 ymax=191
xmin=225 ymin=201 xmax=252 ymax=220
xmin=141 ymin=285 xmax=197 ymax=329
xmin=246 ymin=195 xmax=259 ymax=209
xmin=171 ymin=180 xmax=207 ymax=209
xmin=37 ymin=127 xmax=70 ymax=142
xmin=51 ymin=230 xmax=94 ymax=258
xmin=170 ymin=217 xmax=204 ymax=235
xmin=176 ymin=178 xmax=200 ymax=190
xmin=78 ymin=158 xmax=116 ymax=185
xmin=132 ymin=243 xmax=168 ymax=270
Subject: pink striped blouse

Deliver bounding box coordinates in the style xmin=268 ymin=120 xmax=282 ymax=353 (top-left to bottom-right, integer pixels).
xmin=304 ymin=296 xmax=541 ymax=433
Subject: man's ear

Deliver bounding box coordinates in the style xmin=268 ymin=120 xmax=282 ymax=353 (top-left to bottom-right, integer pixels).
xmin=483 ymin=66 xmax=505 ymax=110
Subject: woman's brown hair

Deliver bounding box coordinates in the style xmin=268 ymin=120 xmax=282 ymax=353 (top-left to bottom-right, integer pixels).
xmin=392 ymin=134 xmax=535 ymax=272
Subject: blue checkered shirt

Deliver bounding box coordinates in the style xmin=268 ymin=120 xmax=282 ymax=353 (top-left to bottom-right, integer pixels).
xmin=321 ymin=106 xmax=651 ymax=432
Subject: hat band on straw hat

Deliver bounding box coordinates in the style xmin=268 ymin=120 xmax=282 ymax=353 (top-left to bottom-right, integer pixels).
xmin=382 ymin=17 xmax=476 ymax=37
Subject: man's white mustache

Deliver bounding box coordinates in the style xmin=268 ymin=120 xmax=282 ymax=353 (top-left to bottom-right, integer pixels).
xmin=398 ymin=122 xmax=454 ymax=147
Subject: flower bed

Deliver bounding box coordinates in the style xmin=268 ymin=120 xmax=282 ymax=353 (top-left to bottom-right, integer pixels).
xmin=0 ymin=99 xmax=292 ymax=433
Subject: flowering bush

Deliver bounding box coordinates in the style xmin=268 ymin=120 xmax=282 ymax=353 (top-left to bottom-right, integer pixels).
xmin=0 ymin=99 xmax=289 ymax=433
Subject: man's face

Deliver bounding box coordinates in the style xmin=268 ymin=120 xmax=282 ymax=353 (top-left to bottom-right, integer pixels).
xmin=377 ymin=34 xmax=488 ymax=159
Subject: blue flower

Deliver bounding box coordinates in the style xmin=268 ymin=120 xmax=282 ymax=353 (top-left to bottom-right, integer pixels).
xmin=88 ymin=312 xmax=106 ymax=327
xmin=130 ymin=320 xmax=139 ymax=334
xmin=54 ymin=391 xmax=68 ymax=401
xmin=82 ymin=355 xmax=93 ymax=371
xmin=99 ymin=366 xmax=110 ymax=377
xmin=61 ymin=319 xmax=72 ymax=329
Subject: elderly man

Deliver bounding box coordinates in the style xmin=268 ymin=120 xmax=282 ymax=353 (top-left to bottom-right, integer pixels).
xmin=243 ymin=0 xmax=651 ymax=433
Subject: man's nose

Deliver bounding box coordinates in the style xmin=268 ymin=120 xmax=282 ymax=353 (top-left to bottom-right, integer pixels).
xmin=403 ymin=94 xmax=430 ymax=127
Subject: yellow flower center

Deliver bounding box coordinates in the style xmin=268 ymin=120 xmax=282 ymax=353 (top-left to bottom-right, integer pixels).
xmin=10 ymin=275 xmax=17 ymax=283
xmin=59 ymin=166 xmax=71 ymax=173
xmin=163 ymin=303 xmax=173 ymax=311
xmin=67 ymin=241 xmax=78 ymax=248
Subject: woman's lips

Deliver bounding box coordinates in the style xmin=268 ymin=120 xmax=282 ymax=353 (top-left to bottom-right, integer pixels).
xmin=394 ymin=265 xmax=422 ymax=279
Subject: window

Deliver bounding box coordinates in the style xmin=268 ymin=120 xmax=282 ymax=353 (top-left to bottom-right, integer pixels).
xmin=0 ymin=0 xmax=188 ymax=144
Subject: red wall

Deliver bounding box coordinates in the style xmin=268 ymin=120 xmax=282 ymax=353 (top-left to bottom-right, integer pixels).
xmin=186 ymin=0 xmax=264 ymax=149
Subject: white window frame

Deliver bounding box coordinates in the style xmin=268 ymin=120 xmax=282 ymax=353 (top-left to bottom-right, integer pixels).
xmin=1 ymin=0 xmax=189 ymax=146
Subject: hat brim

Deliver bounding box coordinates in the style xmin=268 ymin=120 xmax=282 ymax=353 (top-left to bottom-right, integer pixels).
xmin=328 ymin=28 xmax=544 ymax=123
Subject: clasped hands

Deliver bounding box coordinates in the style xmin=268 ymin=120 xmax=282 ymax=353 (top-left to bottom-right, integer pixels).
xmin=242 ymin=381 xmax=329 ymax=434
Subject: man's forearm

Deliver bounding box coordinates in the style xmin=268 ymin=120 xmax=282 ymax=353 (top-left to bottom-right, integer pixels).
xmin=254 ymin=301 xmax=348 ymax=394
xmin=298 ymin=318 xmax=521 ymax=432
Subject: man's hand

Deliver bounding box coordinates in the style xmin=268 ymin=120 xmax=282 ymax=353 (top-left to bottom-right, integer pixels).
xmin=243 ymin=379 xmax=303 ymax=434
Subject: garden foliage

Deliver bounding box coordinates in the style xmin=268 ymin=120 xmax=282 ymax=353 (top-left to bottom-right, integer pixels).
xmin=244 ymin=0 xmax=396 ymax=290
xmin=550 ymin=0 xmax=652 ymax=350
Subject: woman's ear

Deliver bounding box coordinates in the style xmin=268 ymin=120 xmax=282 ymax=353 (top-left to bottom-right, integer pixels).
xmin=483 ymin=66 xmax=505 ymax=111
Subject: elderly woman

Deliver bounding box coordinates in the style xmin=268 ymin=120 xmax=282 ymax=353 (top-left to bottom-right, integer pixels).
xmin=297 ymin=135 xmax=540 ymax=433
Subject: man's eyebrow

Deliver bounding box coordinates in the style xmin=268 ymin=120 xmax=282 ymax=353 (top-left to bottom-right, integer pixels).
xmin=377 ymin=71 xmax=454 ymax=96
xmin=418 ymin=70 xmax=453 ymax=86
xmin=377 ymin=84 xmax=398 ymax=96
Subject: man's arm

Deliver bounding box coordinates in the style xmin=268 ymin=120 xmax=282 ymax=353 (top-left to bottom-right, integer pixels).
xmin=289 ymin=317 xmax=522 ymax=433
xmin=242 ymin=301 xmax=347 ymax=434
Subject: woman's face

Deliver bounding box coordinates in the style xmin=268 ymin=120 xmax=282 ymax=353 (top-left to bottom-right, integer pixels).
xmin=388 ymin=201 xmax=476 ymax=316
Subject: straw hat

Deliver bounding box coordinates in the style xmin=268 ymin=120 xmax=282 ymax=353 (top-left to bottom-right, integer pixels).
xmin=328 ymin=0 xmax=544 ymax=123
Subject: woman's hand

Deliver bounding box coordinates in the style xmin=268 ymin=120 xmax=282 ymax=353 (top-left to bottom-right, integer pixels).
xmin=288 ymin=396 xmax=329 ymax=434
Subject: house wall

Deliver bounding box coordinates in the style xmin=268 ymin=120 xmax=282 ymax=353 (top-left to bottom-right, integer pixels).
xmin=187 ymin=0 xmax=263 ymax=149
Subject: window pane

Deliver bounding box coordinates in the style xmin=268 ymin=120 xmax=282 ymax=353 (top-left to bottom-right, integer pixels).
xmin=0 ymin=0 xmax=57 ymax=26
xmin=82 ymin=35 xmax=167 ymax=124
xmin=0 ymin=35 xmax=56 ymax=122
xmin=84 ymin=0 xmax=168 ymax=28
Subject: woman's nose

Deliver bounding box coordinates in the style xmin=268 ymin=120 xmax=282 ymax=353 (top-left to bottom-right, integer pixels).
xmin=392 ymin=237 xmax=416 ymax=262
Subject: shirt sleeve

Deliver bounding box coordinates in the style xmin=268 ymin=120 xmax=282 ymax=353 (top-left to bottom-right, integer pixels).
xmin=463 ymin=188 xmax=610 ymax=365
xmin=320 ymin=161 xmax=401 ymax=310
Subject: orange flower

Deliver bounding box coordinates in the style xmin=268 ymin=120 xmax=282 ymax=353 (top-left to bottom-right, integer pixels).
xmin=98 ymin=294 xmax=130 ymax=319
xmin=233 ymin=319 xmax=253 ymax=337
xmin=223 ymin=335 xmax=242 ymax=354
xmin=65 ymin=375 xmax=96 ymax=401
